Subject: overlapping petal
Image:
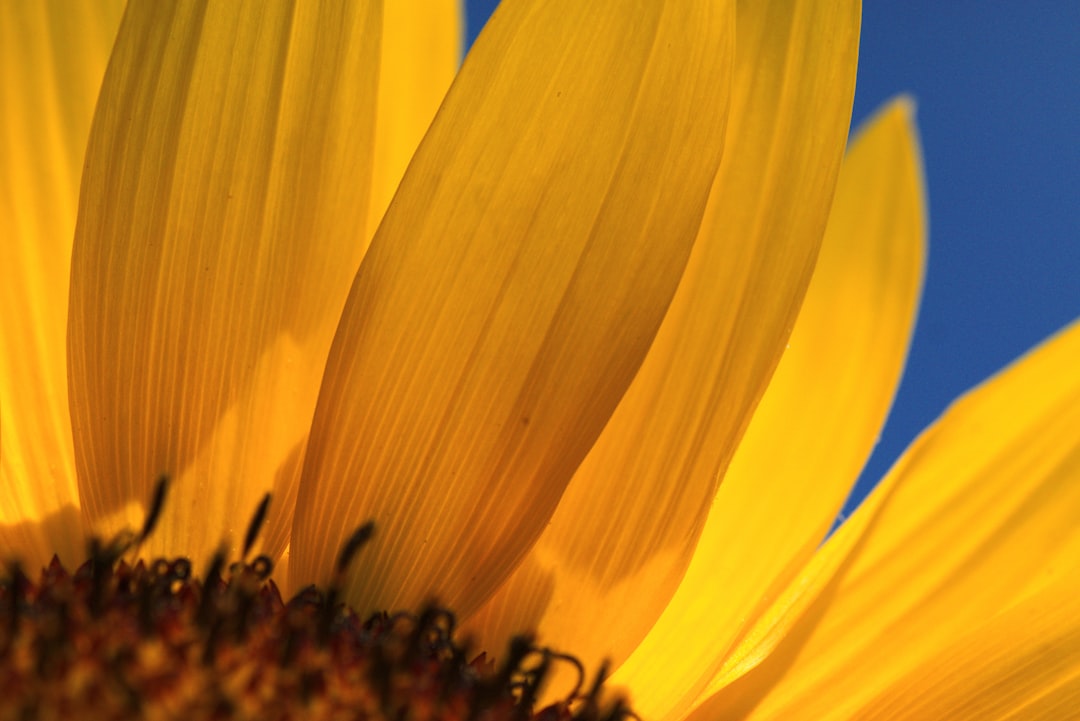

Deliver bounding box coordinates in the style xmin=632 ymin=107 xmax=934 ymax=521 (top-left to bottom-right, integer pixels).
xmin=845 ymin=576 xmax=1080 ymax=720
xmin=611 ymin=94 xmax=925 ymax=721
xmin=12 ymin=2 xmax=1078 ymax=719
xmin=0 ymin=0 xmax=124 ymax=567
xmin=697 ymin=314 xmax=1080 ymax=719
xmin=265 ymin=0 xmax=462 ymax=561
xmin=290 ymin=0 xmax=736 ymax=617
xmin=368 ymin=0 xmax=461 ymax=238
xmin=464 ymin=0 xmax=863 ymax=688
xmin=67 ymin=0 xmax=382 ymax=563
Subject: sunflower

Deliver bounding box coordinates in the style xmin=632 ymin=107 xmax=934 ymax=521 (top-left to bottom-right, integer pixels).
xmin=3 ymin=0 xmax=1079 ymax=719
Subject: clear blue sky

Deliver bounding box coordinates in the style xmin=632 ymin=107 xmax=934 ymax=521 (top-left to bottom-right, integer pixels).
xmin=463 ymin=3 xmax=1080 ymax=513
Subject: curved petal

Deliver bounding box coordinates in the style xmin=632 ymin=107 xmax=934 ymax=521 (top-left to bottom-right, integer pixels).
xmin=290 ymin=0 xmax=735 ymax=616
xmin=0 ymin=0 xmax=124 ymax=567
xmin=846 ymin=577 xmax=1080 ymax=720
xmin=701 ymin=315 xmax=1080 ymax=719
xmin=687 ymin=576 xmax=1080 ymax=721
xmin=368 ymin=0 xmax=461 ymax=237
xmin=67 ymin=0 xmax=382 ymax=563
xmin=264 ymin=3 xmax=462 ymax=563
xmin=464 ymin=0 xmax=864 ymax=690
xmin=610 ymin=93 xmax=923 ymax=721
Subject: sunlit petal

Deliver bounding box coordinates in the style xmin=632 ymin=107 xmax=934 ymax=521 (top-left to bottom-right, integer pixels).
xmin=291 ymin=0 xmax=735 ymax=616
xmin=686 ymin=576 xmax=1080 ymax=720
xmin=465 ymin=0 xmax=863 ymax=691
xmin=845 ymin=577 xmax=1080 ymax=720
xmin=368 ymin=0 xmax=461 ymax=237
xmin=606 ymin=89 xmax=921 ymax=721
xmin=700 ymin=315 xmax=1080 ymax=719
xmin=67 ymin=0 xmax=382 ymax=563
xmin=0 ymin=0 xmax=124 ymax=567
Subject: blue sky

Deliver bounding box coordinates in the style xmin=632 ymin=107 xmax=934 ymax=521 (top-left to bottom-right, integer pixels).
xmin=463 ymin=3 xmax=1080 ymax=513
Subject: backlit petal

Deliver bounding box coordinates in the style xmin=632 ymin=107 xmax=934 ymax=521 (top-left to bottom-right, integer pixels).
xmin=290 ymin=0 xmax=735 ymax=616
xmin=701 ymin=316 xmax=1080 ymax=719
xmin=368 ymin=0 xmax=461 ymax=237
xmin=67 ymin=0 xmax=381 ymax=563
xmin=0 ymin=1 xmax=123 ymax=567
xmin=610 ymin=91 xmax=922 ymax=721
xmin=847 ymin=577 xmax=1080 ymax=720
xmin=465 ymin=0 xmax=863 ymax=691
xmin=686 ymin=577 xmax=1080 ymax=720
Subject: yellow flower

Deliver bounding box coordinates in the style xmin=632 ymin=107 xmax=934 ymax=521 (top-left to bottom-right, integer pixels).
xmin=2 ymin=1 xmax=1078 ymax=719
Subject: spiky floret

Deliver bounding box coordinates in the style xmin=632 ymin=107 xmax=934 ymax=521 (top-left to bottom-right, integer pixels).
xmin=0 ymin=551 xmax=634 ymax=721
xmin=0 ymin=482 xmax=633 ymax=721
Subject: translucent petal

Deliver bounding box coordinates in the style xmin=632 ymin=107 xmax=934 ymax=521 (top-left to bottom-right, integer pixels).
xmin=368 ymin=0 xmax=461 ymax=237
xmin=701 ymin=316 xmax=1080 ymax=719
xmin=67 ymin=0 xmax=382 ymax=563
xmin=464 ymin=0 xmax=864 ymax=691
xmin=850 ymin=578 xmax=1080 ymax=720
xmin=686 ymin=577 xmax=1080 ymax=720
xmin=290 ymin=0 xmax=735 ymax=616
xmin=0 ymin=0 xmax=124 ymax=567
xmin=607 ymin=92 xmax=922 ymax=721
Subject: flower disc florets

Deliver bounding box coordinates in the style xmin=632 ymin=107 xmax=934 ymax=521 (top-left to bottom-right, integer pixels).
xmin=1 ymin=482 xmax=631 ymax=721
xmin=0 ymin=549 xmax=630 ymax=721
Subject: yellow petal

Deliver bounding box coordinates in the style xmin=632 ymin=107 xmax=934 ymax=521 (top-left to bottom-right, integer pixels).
xmin=608 ymin=92 xmax=922 ymax=721
xmin=67 ymin=0 xmax=382 ymax=563
xmin=464 ymin=0 xmax=864 ymax=692
xmin=845 ymin=578 xmax=1080 ymax=720
xmin=290 ymin=0 xmax=735 ymax=616
xmin=368 ymin=0 xmax=461 ymax=238
xmin=0 ymin=0 xmax=124 ymax=567
xmin=687 ymin=576 xmax=1080 ymax=720
xmin=701 ymin=315 xmax=1080 ymax=719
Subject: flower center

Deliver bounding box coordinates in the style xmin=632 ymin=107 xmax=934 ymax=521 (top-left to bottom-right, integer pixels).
xmin=1 ymin=481 xmax=633 ymax=720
